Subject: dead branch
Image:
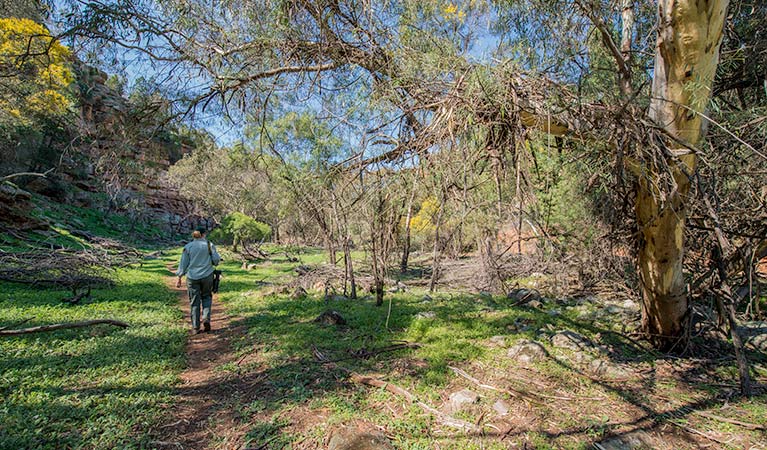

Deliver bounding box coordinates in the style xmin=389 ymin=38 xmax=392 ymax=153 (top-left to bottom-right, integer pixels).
xmin=0 ymin=317 xmax=33 ymax=332
xmin=0 ymin=168 xmax=54 ymax=183
xmin=0 ymin=319 xmax=129 ymax=336
xmin=668 ymin=420 xmax=733 ymax=446
xmin=0 ymin=248 xmax=133 ymax=289
xmin=705 ymin=196 xmax=753 ymax=396
xmin=449 ymin=365 xmax=530 ymax=400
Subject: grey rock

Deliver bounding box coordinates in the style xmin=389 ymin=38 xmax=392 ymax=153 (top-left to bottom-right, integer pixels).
xmin=740 ymin=321 xmax=767 ymax=352
xmin=550 ymin=330 xmax=593 ymax=351
xmin=606 ymin=305 xmax=622 ymax=314
xmin=421 ymin=294 xmax=433 ymax=302
xmin=507 ymin=340 xmax=549 ymax=363
xmin=526 ymin=300 xmax=542 ymax=309
xmin=327 ymin=427 xmax=394 ymax=450
xmin=548 ymin=309 xmax=561 ymax=317
xmin=507 ymin=288 xmax=541 ymax=304
xmin=492 ymin=399 xmax=511 ymax=416
xmin=0 ymin=184 xmax=32 ymax=199
xmin=588 ymin=359 xmax=631 ymax=379
xmin=314 ymin=310 xmax=346 ymax=326
xmin=388 ymin=281 xmax=408 ymax=293
xmin=595 ymin=430 xmax=655 ymax=450
xmin=447 ymin=388 xmax=479 ymax=412
xmin=415 ymin=311 xmax=436 ymax=320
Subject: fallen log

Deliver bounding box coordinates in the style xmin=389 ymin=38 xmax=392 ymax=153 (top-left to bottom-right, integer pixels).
xmin=0 ymin=319 xmax=129 ymax=336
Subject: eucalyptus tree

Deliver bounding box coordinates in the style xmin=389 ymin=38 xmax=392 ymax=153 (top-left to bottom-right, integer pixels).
xmin=54 ymin=0 xmax=753 ymax=350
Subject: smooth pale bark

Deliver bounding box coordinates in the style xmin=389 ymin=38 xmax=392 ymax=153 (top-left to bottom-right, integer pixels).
xmin=638 ymin=0 xmax=728 ymax=344
xmin=619 ymin=0 xmax=634 ymax=96
xmin=400 ymin=187 xmax=416 ymax=273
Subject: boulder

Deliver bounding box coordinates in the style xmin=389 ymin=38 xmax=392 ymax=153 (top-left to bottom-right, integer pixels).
xmin=550 ymin=330 xmax=593 ymax=351
xmin=507 ymin=340 xmax=549 ymax=363
xmin=740 ymin=321 xmax=767 ymax=353
xmin=595 ymin=431 xmax=655 ymax=450
xmin=446 ymin=388 xmax=479 ymax=412
xmin=314 ymin=310 xmax=346 ymax=326
xmin=507 ymin=288 xmax=542 ymax=304
xmin=415 ymin=311 xmax=436 ymax=320
xmin=588 ymin=358 xmax=631 ymax=379
xmin=327 ymin=426 xmax=394 ymax=450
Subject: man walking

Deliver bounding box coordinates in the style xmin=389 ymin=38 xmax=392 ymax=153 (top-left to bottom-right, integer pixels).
xmin=177 ymin=226 xmax=221 ymax=333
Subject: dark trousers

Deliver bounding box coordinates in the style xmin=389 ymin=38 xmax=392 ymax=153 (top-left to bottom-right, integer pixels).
xmin=187 ymin=273 xmax=214 ymax=330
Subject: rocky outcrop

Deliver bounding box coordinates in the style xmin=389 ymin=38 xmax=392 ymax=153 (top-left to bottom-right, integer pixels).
xmin=70 ymin=61 xmax=206 ymax=233
xmin=0 ymin=184 xmax=46 ymax=230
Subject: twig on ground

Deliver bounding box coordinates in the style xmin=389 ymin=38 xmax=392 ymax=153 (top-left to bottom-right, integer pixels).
xmin=449 ymin=365 xmax=604 ymax=403
xmin=669 ymin=420 xmax=733 ymax=446
xmin=320 ymin=358 xmax=482 ymax=432
xmin=448 ymin=365 xmax=537 ymax=402
xmin=0 ymin=319 xmax=129 ymax=336
xmin=693 ymin=411 xmax=766 ymax=431
xmin=348 ymin=372 xmax=482 ymax=432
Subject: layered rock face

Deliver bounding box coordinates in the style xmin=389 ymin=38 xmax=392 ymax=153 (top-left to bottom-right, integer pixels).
xmin=72 ymin=62 xmax=206 ymax=233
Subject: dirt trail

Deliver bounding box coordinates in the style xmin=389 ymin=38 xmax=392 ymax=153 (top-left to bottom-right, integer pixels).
xmin=150 ymin=270 xmax=248 ymax=449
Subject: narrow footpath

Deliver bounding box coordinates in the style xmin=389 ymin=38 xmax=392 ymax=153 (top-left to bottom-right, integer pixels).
xmin=150 ymin=269 xmax=248 ymax=449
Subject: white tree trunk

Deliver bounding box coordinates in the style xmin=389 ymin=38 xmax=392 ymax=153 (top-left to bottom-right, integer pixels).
xmin=639 ymin=0 xmax=729 ymax=345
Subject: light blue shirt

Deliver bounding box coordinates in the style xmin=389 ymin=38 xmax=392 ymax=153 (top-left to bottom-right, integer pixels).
xmin=176 ymin=238 xmax=221 ymax=280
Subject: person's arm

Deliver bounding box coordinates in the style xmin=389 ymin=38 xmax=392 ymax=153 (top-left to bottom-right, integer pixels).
xmin=176 ymin=248 xmax=189 ymax=286
xmin=210 ymin=243 xmax=221 ymax=266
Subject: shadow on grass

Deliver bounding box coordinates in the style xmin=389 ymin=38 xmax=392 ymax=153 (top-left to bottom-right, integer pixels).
xmin=0 ymin=323 xmax=185 ymax=449
xmin=194 ymin=282 xmax=767 ymax=448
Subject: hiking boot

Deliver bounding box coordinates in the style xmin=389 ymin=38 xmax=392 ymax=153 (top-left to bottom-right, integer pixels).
xmin=191 ymin=328 xmax=202 ymax=335
xmin=203 ymin=322 xmax=211 ymax=332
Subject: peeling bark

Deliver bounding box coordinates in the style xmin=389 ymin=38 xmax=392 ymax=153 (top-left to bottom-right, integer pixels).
xmin=639 ymin=0 xmax=729 ymax=346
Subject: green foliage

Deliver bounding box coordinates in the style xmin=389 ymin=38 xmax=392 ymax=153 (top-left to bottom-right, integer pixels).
xmin=0 ymin=17 xmax=74 ymax=128
xmin=210 ymin=212 xmax=271 ymax=247
xmin=0 ymin=17 xmax=75 ymax=175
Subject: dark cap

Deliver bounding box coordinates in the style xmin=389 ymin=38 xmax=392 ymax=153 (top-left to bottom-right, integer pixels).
xmin=195 ymin=226 xmax=207 ymax=234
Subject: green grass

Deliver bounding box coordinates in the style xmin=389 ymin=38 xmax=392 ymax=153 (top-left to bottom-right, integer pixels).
xmin=212 ymin=250 xmax=613 ymax=447
xmin=3 ymin=223 xmax=765 ymax=449
xmin=0 ymin=257 xmax=185 ymax=449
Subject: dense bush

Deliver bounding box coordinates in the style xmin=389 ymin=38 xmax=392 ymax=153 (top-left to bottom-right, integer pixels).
xmin=210 ymin=212 xmax=271 ymax=250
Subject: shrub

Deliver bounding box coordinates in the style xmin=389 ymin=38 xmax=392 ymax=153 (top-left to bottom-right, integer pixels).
xmin=210 ymin=212 xmax=271 ymax=250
